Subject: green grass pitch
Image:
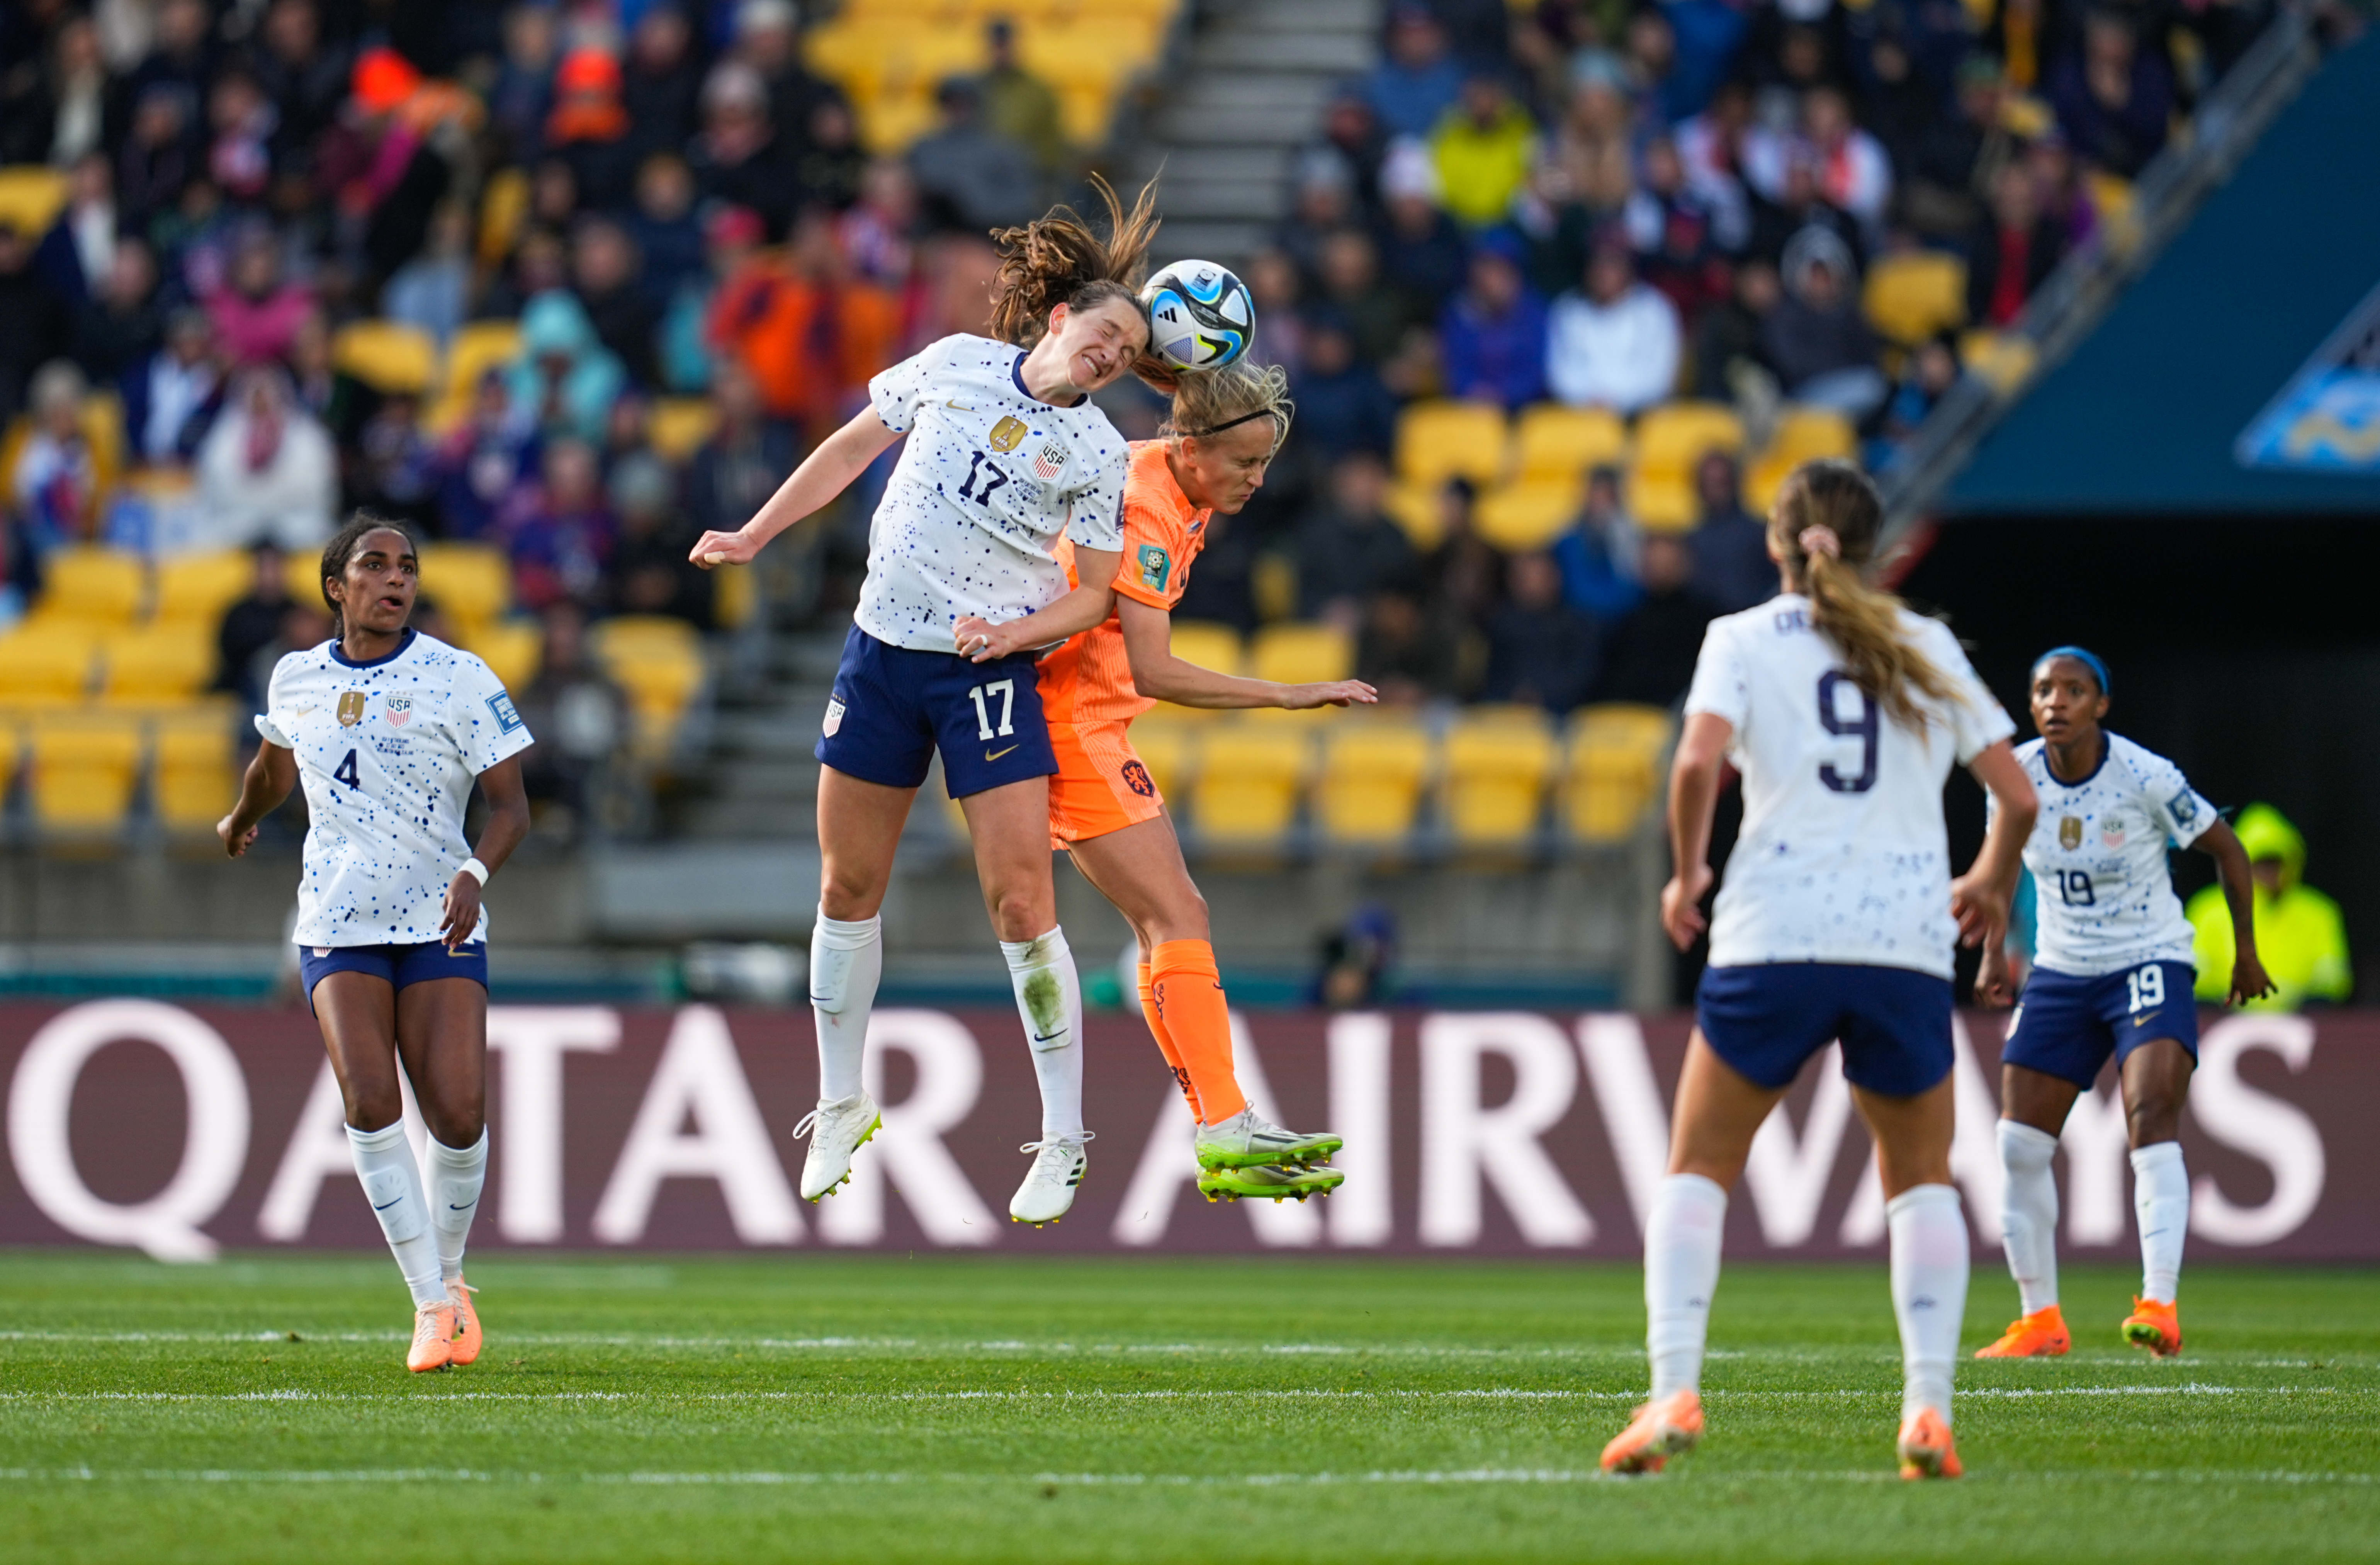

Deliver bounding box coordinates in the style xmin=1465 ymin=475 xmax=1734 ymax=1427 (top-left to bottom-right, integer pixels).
xmin=2 ymin=1252 xmax=2375 ymax=1563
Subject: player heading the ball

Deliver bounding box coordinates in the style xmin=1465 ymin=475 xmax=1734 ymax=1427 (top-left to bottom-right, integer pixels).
xmin=219 ymin=515 xmax=534 ymax=1373
xmin=686 ymin=177 xmax=1162 ymax=1226
xmin=1602 ymin=460 xmax=2037 ymax=1481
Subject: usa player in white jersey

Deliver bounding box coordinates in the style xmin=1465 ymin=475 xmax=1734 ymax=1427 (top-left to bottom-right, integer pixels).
xmin=1972 ymin=648 xmax=2271 ymax=1361
xmin=688 ymin=179 xmax=1159 ymax=1225
xmin=218 ymin=517 xmax=533 ymax=1372
xmin=1602 ymin=460 xmax=2038 ymax=1481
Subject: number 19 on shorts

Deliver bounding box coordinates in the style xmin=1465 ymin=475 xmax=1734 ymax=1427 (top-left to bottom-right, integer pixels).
xmin=967 ymin=680 xmax=1015 ymax=741
xmin=2125 ymin=963 xmax=2166 ymax=1013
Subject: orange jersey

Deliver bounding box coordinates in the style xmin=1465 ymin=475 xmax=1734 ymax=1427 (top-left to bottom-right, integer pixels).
xmin=1039 ymin=440 xmax=1211 ymax=727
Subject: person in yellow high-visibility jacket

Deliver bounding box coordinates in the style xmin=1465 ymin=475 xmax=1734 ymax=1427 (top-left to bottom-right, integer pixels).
xmin=2187 ymin=803 xmax=2351 ymax=1011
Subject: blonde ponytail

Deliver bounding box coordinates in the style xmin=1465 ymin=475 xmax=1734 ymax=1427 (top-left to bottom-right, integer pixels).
xmin=1770 ymin=459 xmax=1958 ymax=732
xmin=986 ymin=174 xmax=1162 ymax=348
xmin=1158 ymin=359 xmax=1294 ymax=458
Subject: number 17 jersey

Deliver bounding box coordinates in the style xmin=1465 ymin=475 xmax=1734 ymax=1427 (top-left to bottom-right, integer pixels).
xmin=1684 ymin=595 xmax=2014 ymax=979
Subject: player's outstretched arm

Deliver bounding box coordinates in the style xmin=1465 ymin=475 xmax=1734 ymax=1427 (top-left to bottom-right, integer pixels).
xmin=689 ymin=406 xmax=902 ymax=569
xmin=1661 ymin=712 xmax=1730 ymax=951
xmin=1112 ymin=597 xmax=1377 ymax=710
xmin=1950 ymin=739 xmax=2037 ymax=952
xmin=2192 ymin=817 xmax=2275 ymax=1005
xmin=439 ymin=753 xmax=531 ymax=951
xmin=217 ymin=740 xmax=297 ymax=859
xmin=955 ymin=548 xmax=1125 ymax=662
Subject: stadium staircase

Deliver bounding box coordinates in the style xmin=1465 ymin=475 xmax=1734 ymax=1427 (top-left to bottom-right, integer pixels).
xmin=1125 ymin=0 xmax=1379 ymax=264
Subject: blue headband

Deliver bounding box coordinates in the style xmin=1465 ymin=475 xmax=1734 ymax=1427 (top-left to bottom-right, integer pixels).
xmin=2035 ymin=645 xmax=2110 ymax=695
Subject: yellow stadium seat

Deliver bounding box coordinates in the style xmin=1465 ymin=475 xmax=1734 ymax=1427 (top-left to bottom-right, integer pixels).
xmin=1128 ymin=720 xmax=1193 ymax=802
xmin=1514 ymin=404 xmax=1627 ymax=480
xmin=36 ymin=547 xmax=145 ymax=625
xmin=331 ymin=320 xmax=438 ymax=396
xmin=153 ymin=550 xmax=256 ymax=627
xmin=1315 ymin=721 xmax=1432 ymax=846
xmin=0 ymin=625 xmax=99 ymax=701
xmin=1744 ymin=405 xmax=1859 ymax=512
xmin=1394 ymin=401 xmax=1510 ymax=489
xmin=1633 ymin=401 xmax=1746 ymax=475
xmin=591 ymin=615 xmax=705 ymax=753
xmin=29 ymin=713 xmax=144 ymax=835
xmin=1624 ymin=469 xmax=1699 ymax=532
xmin=1383 ymin=480 xmax=1444 ymax=547
xmin=463 ymin=618 xmax=542 ymax=693
xmin=415 ymin=542 xmax=512 ymax=628
xmin=1959 ymin=330 xmax=2038 ymax=394
xmin=101 ymin=625 xmax=214 ymax=701
xmin=1443 ymin=714 xmax=1557 ymax=847
xmin=1249 ymin=623 xmax=1352 ymax=686
xmin=429 ymin=321 xmax=522 ymax=430
xmin=0 ymin=165 xmax=69 ymax=235
xmin=648 ymin=398 xmax=718 ymax=462
xmin=1863 ymin=251 xmax=1967 ymax=347
xmin=1189 ymin=724 xmax=1310 ymax=850
xmin=153 ymin=718 xmax=237 ymax=832
xmin=1475 ymin=481 xmax=1582 ymax=552
xmin=1562 ymin=703 xmax=1674 ymax=843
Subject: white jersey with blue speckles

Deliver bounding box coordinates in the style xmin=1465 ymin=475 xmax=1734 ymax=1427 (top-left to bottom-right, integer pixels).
xmin=256 ymin=629 xmax=534 ymax=947
xmin=2002 ymin=732 xmax=2211 ymax=977
xmin=857 ymin=333 xmax=1128 ymax=653
xmin=1685 ymin=595 xmax=2016 ymax=978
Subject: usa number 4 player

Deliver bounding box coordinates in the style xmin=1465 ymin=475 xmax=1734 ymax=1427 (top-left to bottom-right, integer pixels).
xmin=1972 ymin=647 xmax=2271 ymax=1363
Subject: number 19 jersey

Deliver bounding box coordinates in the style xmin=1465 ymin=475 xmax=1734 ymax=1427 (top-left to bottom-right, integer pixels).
xmin=858 ymin=333 xmax=1128 ymax=653
xmin=256 ymin=629 xmax=535 ymax=946
xmin=2004 ymin=732 xmax=2211 ymax=976
xmin=1684 ymin=595 xmax=2014 ymax=978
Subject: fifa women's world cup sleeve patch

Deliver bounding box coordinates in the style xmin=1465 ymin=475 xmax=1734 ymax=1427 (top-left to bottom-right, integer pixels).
xmin=1136 ymin=544 xmax=1172 ymax=593
xmin=456 ymin=659 xmax=535 ymax=772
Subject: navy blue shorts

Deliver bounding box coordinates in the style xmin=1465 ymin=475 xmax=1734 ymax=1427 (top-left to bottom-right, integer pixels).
xmin=1696 ymin=962 xmax=1955 ymax=1097
xmin=2002 ymin=960 xmax=2199 ymax=1089
xmin=301 ymin=941 xmax=488 ymax=1013
xmin=815 ymin=625 xmax=1057 ymax=798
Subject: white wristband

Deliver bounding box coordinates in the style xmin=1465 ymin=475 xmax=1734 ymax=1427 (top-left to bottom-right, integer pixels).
xmin=457 ymin=858 xmax=489 ymax=887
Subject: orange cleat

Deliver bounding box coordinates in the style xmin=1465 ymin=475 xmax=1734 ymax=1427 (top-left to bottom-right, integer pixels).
xmin=1600 ymin=1389 xmax=1703 ymax=1475
xmin=408 ymin=1302 xmax=457 ymax=1373
xmin=445 ymin=1277 xmax=481 ymax=1366
xmin=1974 ymin=1304 xmax=2070 ymax=1358
xmin=1897 ymin=1407 xmax=1962 ymax=1480
xmin=2122 ymin=1296 xmax=2182 ymax=1358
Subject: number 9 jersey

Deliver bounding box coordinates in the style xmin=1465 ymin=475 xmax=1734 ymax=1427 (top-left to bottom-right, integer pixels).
xmin=2000 ymin=732 xmax=2212 ymax=976
xmin=1684 ymin=595 xmax=2014 ymax=978
xmin=256 ymin=629 xmax=535 ymax=947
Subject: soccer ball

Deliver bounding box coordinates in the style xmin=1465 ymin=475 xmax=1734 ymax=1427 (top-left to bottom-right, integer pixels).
xmin=1140 ymin=259 xmax=1255 ymax=371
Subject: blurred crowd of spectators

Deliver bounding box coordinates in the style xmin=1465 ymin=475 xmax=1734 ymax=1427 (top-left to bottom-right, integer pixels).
xmin=1193 ymin=0 xmax=2283 ymax=713
xmin=0 ymin=0 xmax=2287 ymax=731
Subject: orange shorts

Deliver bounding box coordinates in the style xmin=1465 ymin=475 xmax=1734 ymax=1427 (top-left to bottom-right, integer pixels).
xmin=1047 ymin=720 xmax=1164 ymax=849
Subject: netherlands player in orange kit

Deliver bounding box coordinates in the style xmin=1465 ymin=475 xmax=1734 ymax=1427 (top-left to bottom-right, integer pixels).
xmin=956 ymin=360 xmax=1373 ymax=1200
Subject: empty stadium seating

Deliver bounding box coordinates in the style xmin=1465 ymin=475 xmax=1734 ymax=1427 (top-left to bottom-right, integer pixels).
xmin=1864 ymin=251 xmax=1969 ymax=346
xmin=1474 ymin=481 xmax=1582 ymax=552
xmin=1744 ymin=406 xmax=1858 ymax=512
xmin=1561 ymin=704 xmax=1675 ymax=843
xmin=1627 ymin=402 xmax=1747 ymax=530
xmin=153 ymin=551 xmax=256 ymax=629
xmin=1514 ymin=404 xmax=1627 ymax=480
xmin=1314 ymin=721 xmax=1432 ymax=846
xmin=1393 ymin=401 xmax=1509 ymax=489
xmin=1189 ymin=725 xmax=1310 ymax=851
xmin=152 ymin=719 xmax=238 ymax=834
xmin=28 ymin=712 xmax=144 ymax=836
xmin=331 ymin=320 xmax=439 ymax=397
xmin=415 ymin=542 xmax=513 ymax=629
xmin=1249 ymin=623 xmax=1351 ymax=686
xmin=1442 ymin=710 xmax=1558 ymax=849
xmin=32 ymin=547 xmax=145 ymax=625
xmin=590 ymin=615 xmax=706 ymax=755
xmin=463 ymin=619 xmax=544 ymax=694
xmin=100 ymin=624 xmax=214 ymax=704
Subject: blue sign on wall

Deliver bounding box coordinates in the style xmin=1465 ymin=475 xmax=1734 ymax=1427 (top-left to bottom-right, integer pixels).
xmin=2237 ymin=280 xmax=2380 ymax=472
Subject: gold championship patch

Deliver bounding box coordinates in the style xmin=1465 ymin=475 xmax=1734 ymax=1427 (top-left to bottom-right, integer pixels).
xmin=2059 ymin=816 xmax=2082 ymax=850
xmin=989 ymin=416 xmax=1028 ymax=453
xmin=337 ymin=691 xmax=367 ymax=727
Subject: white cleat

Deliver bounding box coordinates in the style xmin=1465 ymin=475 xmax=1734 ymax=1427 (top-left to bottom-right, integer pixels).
xmin=1193 ymin=1106 xmax=1343 ymax=1171
xmin=793 ymin=1091 xmax=882 ymax=1202
xmin=1009 ymin=1134 xmax=1092 ymax=1226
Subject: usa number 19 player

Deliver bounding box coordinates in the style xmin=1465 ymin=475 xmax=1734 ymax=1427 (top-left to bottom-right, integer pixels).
xmin=219 ymin=517 xmax=533 ymax=1373
xmin=1972 ymin=648 xmax=2271 ymax=1362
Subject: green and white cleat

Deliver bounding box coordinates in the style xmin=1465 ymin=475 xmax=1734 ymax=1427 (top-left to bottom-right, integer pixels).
xmin=793 ymin=1091 xmax=882 ymax=1202
xmin=1194 ymin=1107 xmax=1342 ymax=1171
xmin=1199 ymin=1163 xmax=1346 ymax=1203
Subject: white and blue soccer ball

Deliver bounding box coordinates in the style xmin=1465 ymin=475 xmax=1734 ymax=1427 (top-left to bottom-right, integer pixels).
xmin=1140 ymin=259 xmax=1255 ymax=371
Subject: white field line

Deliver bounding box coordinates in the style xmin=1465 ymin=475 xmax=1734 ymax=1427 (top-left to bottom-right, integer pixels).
xmin=0 ymin=1384 xmax=2343 ymax=1405
xmin=0 ymin=1465 xmax=2370 ymax=1489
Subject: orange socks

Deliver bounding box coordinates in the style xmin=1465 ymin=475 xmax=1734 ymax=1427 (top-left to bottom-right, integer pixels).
xmin=1148 ymin=940 xmax=1246 ymax=1126
xmin=1137 ymin=963 xmax=1201 ymax=1120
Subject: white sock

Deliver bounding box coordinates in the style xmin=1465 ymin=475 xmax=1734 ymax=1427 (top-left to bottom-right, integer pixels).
xmin=2130 ymin=1141 xmax=2189 ymax=1305
xmin=1996 ymin=1120 xmax=2061 ymax=1315
xmin=1002 ymin=925 xmax=1083 ymax=1140
xmin=1643 ymin=1172 xmax=1728 ymax=1401
xmin=423 ymin=1129 xmax=488 ymax=1284
xmin=348 ymin=1121 xmax=445 ymax=1308
xmin=1887 ymin=1183 xmax=1970 ymax=1425
xmin=810 ymin=907 xmax=882 ymax=1103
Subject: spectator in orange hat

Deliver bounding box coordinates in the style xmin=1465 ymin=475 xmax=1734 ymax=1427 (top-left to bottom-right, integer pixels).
xmin=549 ymin=47 xmax=636 ymax=211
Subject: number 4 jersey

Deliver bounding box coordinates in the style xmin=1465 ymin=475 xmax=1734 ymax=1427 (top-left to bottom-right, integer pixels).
xmin=257 ymin=629 xmax=535 ymax=946
xmin=1685 ymin=595 xmax=2014 ymax=978
xmin=2001 ymin=732 xmax=2212 ymax=977
xmin=858 ymin=333 xmax=1128 ymax=653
